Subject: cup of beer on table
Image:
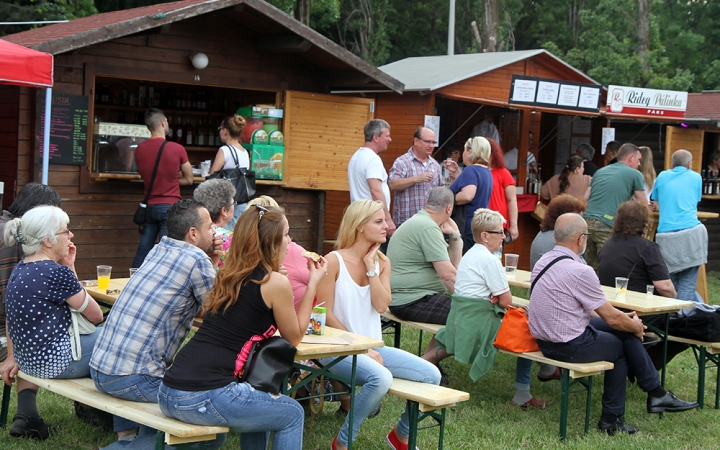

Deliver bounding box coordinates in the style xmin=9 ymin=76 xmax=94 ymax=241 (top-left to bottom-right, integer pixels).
xmin=615 ymin=277 xmax=628 ymax=301
xmin=504 ymin=253 xmax=519 ymax=280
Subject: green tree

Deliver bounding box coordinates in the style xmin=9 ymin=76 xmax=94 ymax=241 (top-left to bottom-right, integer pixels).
xmin=0 ymin=0 xmax=97 ymax=37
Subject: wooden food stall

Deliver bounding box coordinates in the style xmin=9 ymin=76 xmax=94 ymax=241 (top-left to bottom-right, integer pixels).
xmin=0 ymin=0 xmax=402 ymax=279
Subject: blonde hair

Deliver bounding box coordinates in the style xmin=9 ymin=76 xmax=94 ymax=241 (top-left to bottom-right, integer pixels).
xmin=335 ymin=200 xmax=388 ymax=261
xmin=471 ymin=208 xmax=505 ymax=243
xmin=247 ymin=195 xmax=279 ymax=208
xmin=638 ymin=146 xmax=656 ymax=192
xmin=465 ymin=136 xmax=491 ymax=165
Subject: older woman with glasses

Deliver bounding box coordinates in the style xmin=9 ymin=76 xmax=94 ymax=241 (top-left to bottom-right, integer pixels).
xmin=194 ymin=178 xmax=236 ymax=269
xmin=3 ymin=205 xmax=103 ymax=440
xmin=436 ymin=209 xmax=556 ymax=409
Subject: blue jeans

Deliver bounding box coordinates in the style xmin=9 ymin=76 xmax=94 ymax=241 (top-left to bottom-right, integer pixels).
xmin=54 ymin=328 xmax=101 ymax=379
xmin=158 ymin=381 xmax=301 ymax=450
xmin=224 ymin=202 xmax=247 ymax=232
xmin=320 ymin=346 xmax=441 ymax=447
xmin=132 ymin=203 xmax=171 ymax=268
xmin=91 ymin=369 xmax=162 ymax=433
xmin=670 ymin=266 xmax=704 ymax=303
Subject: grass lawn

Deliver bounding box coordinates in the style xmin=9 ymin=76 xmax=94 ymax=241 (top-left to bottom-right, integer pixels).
xmin=2 ymin=275 xmax=720 ymax=449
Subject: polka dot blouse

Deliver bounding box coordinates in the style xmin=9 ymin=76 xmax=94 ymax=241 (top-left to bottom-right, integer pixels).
xmin=6 ymin=259 xmax=83 ymax=378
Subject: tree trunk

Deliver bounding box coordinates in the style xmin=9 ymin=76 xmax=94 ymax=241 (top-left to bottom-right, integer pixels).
xmin=471 ymin=20 xmax=482 ymax=49
xmin=480 ymin=0 xmax=498 ymax=52
xmin=569 ymin=0 xmax=585 ymax=47
xmin=638 ymin=0 xmax=650 ymax=87
xmin=295 ymin=0 xmax=310 ymax=26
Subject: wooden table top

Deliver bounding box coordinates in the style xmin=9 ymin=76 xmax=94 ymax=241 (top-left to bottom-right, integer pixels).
xmin=507 ymin=269 xmax=693 ymax=314
xmin=85 ymin=277 xmax=129 ymax=304
xmin=86 ymin=277 xmax=384 ymax=359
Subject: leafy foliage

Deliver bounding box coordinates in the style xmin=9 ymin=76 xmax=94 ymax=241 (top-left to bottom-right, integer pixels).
xmin=0 ymin=0 xmax=97 ymax=36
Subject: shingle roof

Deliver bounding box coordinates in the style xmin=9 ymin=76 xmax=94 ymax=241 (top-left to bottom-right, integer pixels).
xmin=379 ymin=50 xmax=600 ymax=92
xmin=2 ymin=0 xmax=403 ymax=93
xmin=686 ymin=92 xmax=720 ymax=121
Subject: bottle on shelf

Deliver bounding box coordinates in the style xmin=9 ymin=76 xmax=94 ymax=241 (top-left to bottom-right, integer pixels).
xmin=174 ymin=116 xmax=183 ymax=143
xmin=138 ymin=83 xmax=147 ymax=108
xmin=184 ymin=115 xmax=193 ymax=147
xmin=120 ymin=85 xmax=128 ymax=106
xmin=148 ymin=84 xmax=155 ymax=108
xmin=208 ymin=120 xmax=216 ymax=147
xmin=166 ymin=116 xmax=173 ymax=140
xmin=196 ymin=117 xmax=206 ymax=146
xmin=153 ymin=88 xmax=161 ymax=108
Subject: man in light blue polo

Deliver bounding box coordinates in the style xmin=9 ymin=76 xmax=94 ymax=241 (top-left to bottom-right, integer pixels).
xmin=651 ymin=149 xmax=707 ymax=302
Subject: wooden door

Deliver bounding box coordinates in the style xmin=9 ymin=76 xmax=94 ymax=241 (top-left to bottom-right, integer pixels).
xmin=664 ymin=126 xmax=705 ymax=172
xmin=282 ymin=91 xmax=374 ymax=190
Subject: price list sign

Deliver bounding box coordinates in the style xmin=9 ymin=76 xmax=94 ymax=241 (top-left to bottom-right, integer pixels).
xmin=508 ymin=75 xmax=601 ymax=114
xmin=36 ymin=94 xmax=89 ymax=165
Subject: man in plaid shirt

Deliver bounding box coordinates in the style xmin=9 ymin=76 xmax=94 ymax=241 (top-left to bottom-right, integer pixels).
xmin=388 ymin=126 xmax=445 ymax=228
xmin=90 ymin=199 xmax=224 ymax=449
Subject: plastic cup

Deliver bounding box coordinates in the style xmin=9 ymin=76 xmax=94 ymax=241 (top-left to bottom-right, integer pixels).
xmin=129 ymin=268 xmax=139 ymax=278
xmin=615 ymin=277 xmax=629 ymax=301
xmin=97 ymin=265 xmax=112 ymax=293
xmin=200 ymin=160 xmax=211 ymax=177
xmin=504 ymin=253 xmax=519 ymax=280
xmin=646 ymin=285 xmax=655 ymax=298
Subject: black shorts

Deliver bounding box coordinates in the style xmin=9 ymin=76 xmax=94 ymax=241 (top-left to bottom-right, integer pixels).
xmin=389 ymin=293 xmax=452 ymax=325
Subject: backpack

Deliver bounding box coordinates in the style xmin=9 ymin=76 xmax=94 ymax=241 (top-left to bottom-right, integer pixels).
xmin=667 ymin=304 xmax=720 ymax=342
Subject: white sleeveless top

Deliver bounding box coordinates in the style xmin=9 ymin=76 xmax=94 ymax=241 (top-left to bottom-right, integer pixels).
xmin=220 ymin=145 xmax=249 ymax=170
xmin=331 ymin=251 xmax=382 ymax=341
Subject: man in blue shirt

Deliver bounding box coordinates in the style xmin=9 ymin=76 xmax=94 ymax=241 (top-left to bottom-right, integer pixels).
xmin=651 ymin=149 xmax=707 ymax=302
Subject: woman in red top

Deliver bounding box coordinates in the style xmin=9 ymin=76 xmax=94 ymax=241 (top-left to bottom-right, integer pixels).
xmin=487 ymin=139 xmax=519 ymax=241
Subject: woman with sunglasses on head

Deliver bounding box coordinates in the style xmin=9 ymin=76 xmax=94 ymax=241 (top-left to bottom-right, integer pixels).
xmin=3 ymin=205 xmax=103 ymax=440
xmin=159 ymin=204 xmax=327 ymax=450
xmin=436 ymin=209 xmax=555 ymax=410
xmin=317 ymin=199 xmax=441 ymax=450
xmin=209 ymin=114 xmax=249 ymax=230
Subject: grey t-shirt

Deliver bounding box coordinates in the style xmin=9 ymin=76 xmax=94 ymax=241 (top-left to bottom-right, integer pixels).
xmin=530 ymin=231 xmax=556 ymax=271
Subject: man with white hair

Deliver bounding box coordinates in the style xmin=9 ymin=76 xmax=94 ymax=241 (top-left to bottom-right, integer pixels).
xmin=529 ymin=213 xmax=697 ymax=435
xmin=651 ymin=149 xmax=706 ymax=302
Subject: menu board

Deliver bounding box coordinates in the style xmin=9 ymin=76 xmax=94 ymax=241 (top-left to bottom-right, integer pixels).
xmin=509 ymin=75 xmax=602 ymax=113
xmin=35 ymin=94 xmax=89 ymax=165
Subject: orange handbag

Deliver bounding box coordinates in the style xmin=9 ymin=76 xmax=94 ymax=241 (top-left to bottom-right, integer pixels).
xmin=493 ymin=306 xmax=539 ymax=353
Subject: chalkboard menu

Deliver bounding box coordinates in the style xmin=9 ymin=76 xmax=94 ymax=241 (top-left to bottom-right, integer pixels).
xmin=35 ymin=94 xmax=89 ymax=165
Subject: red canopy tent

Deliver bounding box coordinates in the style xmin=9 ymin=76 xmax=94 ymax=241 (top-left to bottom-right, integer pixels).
xmin=0 ymin=39 xmax=54 ymax=185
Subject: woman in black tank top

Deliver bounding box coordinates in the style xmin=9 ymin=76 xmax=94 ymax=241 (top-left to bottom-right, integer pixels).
xmin=159 ymin=204 xmax=327 ymax=450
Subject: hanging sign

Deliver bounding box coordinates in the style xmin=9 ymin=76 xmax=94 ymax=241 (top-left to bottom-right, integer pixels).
xmin=509 ymin=75 xmax=602 ymax=114
xmin=606 ymin=85 xmax=687 ymax=118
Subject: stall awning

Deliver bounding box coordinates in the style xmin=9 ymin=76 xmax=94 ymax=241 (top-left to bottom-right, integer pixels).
xmin=0 ymin=39 xmax=53 ymax=88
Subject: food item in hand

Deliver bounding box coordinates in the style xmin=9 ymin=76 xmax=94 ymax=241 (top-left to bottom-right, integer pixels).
xmin=302 ymin=251 xmax=322 ymax=263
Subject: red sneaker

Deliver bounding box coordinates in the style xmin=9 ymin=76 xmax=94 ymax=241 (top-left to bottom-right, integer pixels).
xmin=516 ymin=396 xmax=548 ymax=411
xmin=385 ymin=427 xmax=420 ymax=450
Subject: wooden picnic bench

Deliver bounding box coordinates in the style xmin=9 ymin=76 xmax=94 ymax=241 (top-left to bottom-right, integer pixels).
xmin=647 ymin=333 xmax=720 ymax=409
xmin=0 ymin=372 xmax=229 ymax=449
xmin=497 ymin=350 xmax=613 ymax=440
xmin=387 ymin=378 xmax=470 ymax=450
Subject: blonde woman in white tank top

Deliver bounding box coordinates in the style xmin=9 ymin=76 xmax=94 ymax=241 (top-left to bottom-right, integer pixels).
xmin=317 ymin=199 xmax=441 ymax=450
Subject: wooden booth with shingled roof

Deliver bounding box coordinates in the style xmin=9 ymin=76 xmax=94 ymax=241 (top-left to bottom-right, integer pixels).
xmin=326 ymin=50 xmax=608 ymax=270
xmin=0 ymin=0 xmax=403 ymax=280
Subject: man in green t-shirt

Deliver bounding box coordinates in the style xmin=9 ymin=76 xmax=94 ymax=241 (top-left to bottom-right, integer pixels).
xmin=387 ymin=187 xmax=462 ymax=373
xmin=583 ymin=143 xmax=647 ymax=269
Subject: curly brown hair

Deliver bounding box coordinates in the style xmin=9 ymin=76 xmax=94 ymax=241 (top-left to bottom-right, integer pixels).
xmin=540 ymin=194 xmax=587 ymax=232
xmin=613 ymin=201 xmax=648 ymax=235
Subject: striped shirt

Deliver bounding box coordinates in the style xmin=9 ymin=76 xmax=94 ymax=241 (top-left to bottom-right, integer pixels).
xmin=90 ymin=237 xmax=215 ymax=377
xmin=389 ymin=149 xmax=444 ymax=227
xmin=528 ymin=246 xmax=606 ymax=343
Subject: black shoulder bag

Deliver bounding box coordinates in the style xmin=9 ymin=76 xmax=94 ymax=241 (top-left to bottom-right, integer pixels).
xmin=132 ymin=140 xmax=168 ymax=233
xmin=206 ymin=145 xmax=256 ymax=204
xmin=239 ymin=336 xmax=297 ymax=394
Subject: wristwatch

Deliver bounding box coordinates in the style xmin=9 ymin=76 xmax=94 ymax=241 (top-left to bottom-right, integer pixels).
xmin=366 ymin=269 xmax=378 ymax=278
xmin=449 ymin=235 xmax=461 ymax=241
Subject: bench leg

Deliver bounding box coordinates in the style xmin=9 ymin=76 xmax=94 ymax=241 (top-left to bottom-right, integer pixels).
xmin=0 ymin=383 xmax=11 ymax=428
xmin=417 ymin=330 xmax=424 ymax=356
xmin=559 ymin=369 xmax=570 ymax=441
xmin=583 ymin=376 xmax=593 ymax=435
xmin=406 ymin=401 xmax=420 ymax=450
xmin=715 ymin=355 xmax=720 ymax=409
xmin=697 ymin=346 xmax=706 ymax=409
xmin=156 ymin=430 xmax=165 ymax=450
xmin=437 ymin=407 xmax=447 ymax=450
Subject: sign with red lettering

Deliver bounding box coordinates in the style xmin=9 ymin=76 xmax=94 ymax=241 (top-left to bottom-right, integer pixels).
xmin=606 ymin=85 xmax=687 ymax=118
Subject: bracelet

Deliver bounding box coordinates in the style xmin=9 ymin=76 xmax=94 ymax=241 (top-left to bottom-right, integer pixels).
xmin=449 ymin=235 xmax=461 ymax=241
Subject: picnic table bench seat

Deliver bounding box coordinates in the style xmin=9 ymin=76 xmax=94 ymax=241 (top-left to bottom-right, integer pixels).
xmin=0 ymin=372 xmax=229 ymax=449
xmin=387 ymin=378 xmax=469 ymax=450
